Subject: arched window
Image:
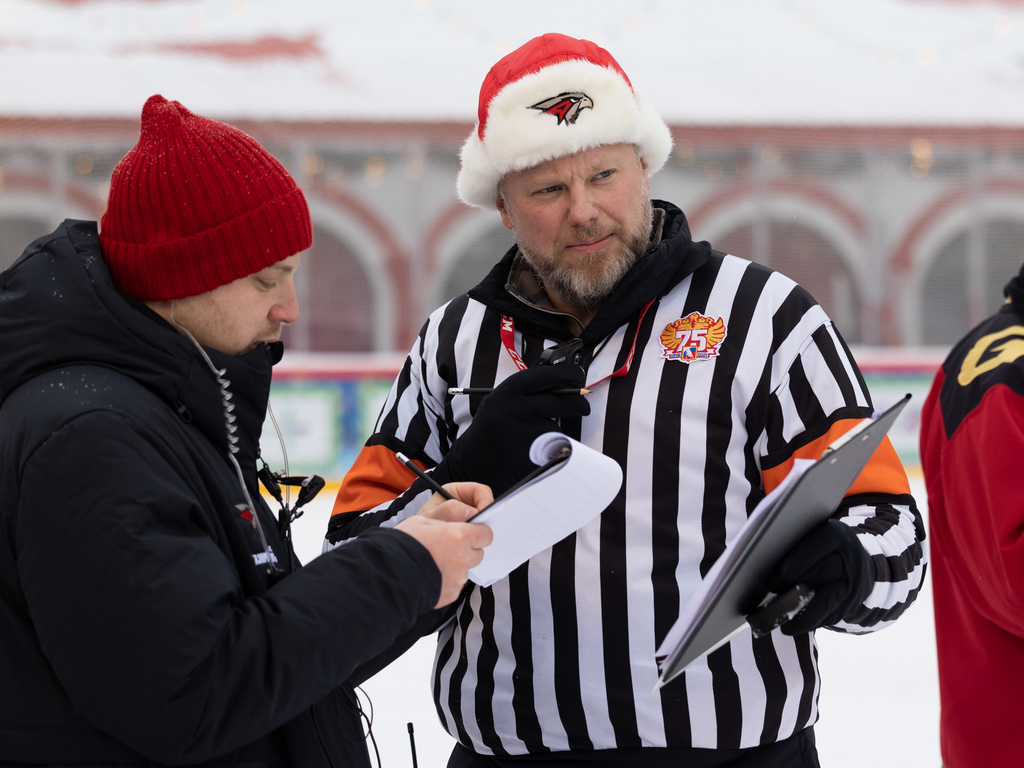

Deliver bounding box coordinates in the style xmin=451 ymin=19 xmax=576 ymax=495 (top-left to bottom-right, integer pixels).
xmin=921 ymin=218 xmax=1024 ymax=346
xmin=281 ymin=225 xmax=375 ymax=352
xmin=0 ymin=217 xmax=52 ymax=272
xmin=716 ymin=221 xmax=862 ymax=343
xmin=436 ymin=225 xmax=516 ymax=308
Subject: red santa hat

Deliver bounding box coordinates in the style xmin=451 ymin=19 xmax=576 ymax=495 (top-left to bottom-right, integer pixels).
xmin=457 ymin=33 xmax=672 ymax=209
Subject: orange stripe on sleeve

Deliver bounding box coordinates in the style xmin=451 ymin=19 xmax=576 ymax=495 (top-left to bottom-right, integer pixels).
xmin=331 ymin=444 xmax=426 ymax=518
xmin=761 ymin=417 xmax=911 ymax=498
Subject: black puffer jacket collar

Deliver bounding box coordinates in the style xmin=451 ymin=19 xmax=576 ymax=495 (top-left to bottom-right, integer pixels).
xmin=466 ymin=201 xmax=712 ymax=343
xmin=0 ymin=219 xmax=277 ymax=486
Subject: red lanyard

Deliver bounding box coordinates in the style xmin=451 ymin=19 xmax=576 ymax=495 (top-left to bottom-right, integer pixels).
xmin=499 ymin=315 xmax=529 ymax=371
xmin=499 ymin=299 xmax=656 ymax=386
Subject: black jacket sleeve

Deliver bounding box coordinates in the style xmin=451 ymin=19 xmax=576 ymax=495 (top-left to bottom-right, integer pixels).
xmin=15 ymin=410 xmax=440 ymax=764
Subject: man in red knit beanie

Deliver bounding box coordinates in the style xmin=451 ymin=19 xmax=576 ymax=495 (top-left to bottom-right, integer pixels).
xmin=0 ymin=94 xmax=492 ymax=767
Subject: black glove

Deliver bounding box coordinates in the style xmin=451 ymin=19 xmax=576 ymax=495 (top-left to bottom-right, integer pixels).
xmin=432 ymin=365 xmax=591 ymax=497
xmin=766 ymin=519 xmax=874 ymax=635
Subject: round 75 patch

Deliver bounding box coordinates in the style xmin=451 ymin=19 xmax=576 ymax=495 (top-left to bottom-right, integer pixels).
xmin=660 ymin=313 xmax=727 ymax=363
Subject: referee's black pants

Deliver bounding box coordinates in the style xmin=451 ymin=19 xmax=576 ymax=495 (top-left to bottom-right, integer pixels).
xmin=448 ymin=726 xmax=819 ymax=768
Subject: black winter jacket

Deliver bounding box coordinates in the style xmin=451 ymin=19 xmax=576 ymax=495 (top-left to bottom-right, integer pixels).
xmin=0 ymin=221 xmax=441 ymax=766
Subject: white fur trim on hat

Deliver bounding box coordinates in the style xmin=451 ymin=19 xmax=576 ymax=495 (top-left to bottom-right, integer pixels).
xmin=457 ymin=58 xmax=672 ymax=209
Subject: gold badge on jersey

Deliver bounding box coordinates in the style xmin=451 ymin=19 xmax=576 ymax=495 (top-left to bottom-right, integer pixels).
xmin=957 ymin=325 xmax=1024 ymax=386
xmin=660 ymin=313 xmax=727 ymax=363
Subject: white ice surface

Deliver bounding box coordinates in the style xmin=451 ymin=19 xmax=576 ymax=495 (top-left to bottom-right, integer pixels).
xmin=290 ymin=475 xmax=939 ymax=767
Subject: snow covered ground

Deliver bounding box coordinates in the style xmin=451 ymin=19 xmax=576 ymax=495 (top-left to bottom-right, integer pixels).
xmin=289 ymin=475 xmax=939 ymax=767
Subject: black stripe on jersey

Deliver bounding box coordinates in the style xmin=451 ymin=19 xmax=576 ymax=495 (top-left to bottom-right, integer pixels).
xmin=811 ymin=325 xmax=859 ymax=407
xmin=549 ymin=534 xmax=593 ymax=750
xmin=847 ymin=579 xmax=925 ymax=628
xmin=522 ymin=322 xmax=595 ymax=750
xmin=707 ymin=644 xmax=742 ymax=748
xmin=868 ymin=546 xmax=921 ymax=586
xmin=840 ymin=493 xmax=925 ymax=542
xmin=473 ymin=586 xmax=509 ymax=755
xmin=836 ymin=497 xmax=903 ymax=536
xmin=702 ymin=258 xmax=769 ymax=749
xmin=446 ymin=597 xmax=478 ymax=746
xmin=700 ymin=260 xmax=778 ymax=745
xmin=752 ymin=633 xmax=787 ymax=744
xmin=379 ymin=342 xmax=424 ymax=443
xmin=831 ymin=326 xmax=872 ymax=408
xmin=507 ymin=565 xmax=546 ymax=751
xmin=435 ymin=295 xmax=471 ymax=453
xmin=786 ymin=357 xmax=828 ymax=431
xmin=741 ymin=271 xmax=812 ymax=514
xmin=867 ymin=551 xmax=923 ymax=603
xmin=502 ymin=325 xmax=591 ymax=749
xmin=649 ymin=293 xmax=693 ymax=743
xmin=542 ymin=346 xmax=591 ymax=750
xmin=657 ymin=253 xmax=745 ymax=749
xmin=700 ymin=258 xmax=766 ymax=576
xmin=466 ymin=309 xmax=504 ymax=417
xmin=378 ymin=355 xmax=412 ymax=437
xmin=770 ymin=284 xmax=817 ymax=357
xmin=742 ymin=364 xmax=774 ymax=517
xmin=734 ymin=266 xmax=776 ymax=515
xmin=433 ymin=627 xmax=457 ymax=731
xmin=399 ymin=323 xmax=441 ymax=456
xmin=599 ymin=298 xmax=662 ymax=748
xmin=761 ymin=405 xmax=872 ymax=472
xmin=793 ymin=634 xmax=817 ymax=731
xmin=762 ymin=394 xmax=787 ymax=459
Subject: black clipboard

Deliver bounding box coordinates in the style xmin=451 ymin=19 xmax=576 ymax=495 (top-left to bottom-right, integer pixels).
xmin=656 ymin=394 xmax=911 ymax=688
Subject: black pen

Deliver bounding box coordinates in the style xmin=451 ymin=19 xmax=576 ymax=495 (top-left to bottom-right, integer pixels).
xmin=448 ymin=387 xmax=591 ymax=396
xmin=395 ymin=452 xmax=456 ymax=501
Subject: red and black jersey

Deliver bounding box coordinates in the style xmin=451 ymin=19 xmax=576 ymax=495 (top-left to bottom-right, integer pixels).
xmin=921 ymin=274 xmax=1024 ymax=768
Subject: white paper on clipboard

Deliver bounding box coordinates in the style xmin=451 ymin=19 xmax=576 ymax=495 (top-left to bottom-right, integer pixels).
xmin=468 ymin=433 xmax=622 ymax=587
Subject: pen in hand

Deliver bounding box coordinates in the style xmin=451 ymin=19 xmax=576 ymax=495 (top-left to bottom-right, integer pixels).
xmin=396 ymin=452 xmax=456 ymax=501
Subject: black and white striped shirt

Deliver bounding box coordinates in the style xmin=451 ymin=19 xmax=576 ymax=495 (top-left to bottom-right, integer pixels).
xmin=327 ymin=203 xmax=926 ymax=755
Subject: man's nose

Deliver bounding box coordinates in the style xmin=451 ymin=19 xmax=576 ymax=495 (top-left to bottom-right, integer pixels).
xmin=566 ymin=185 xmax=599 ymax=227
xmin=270 ymin=285 xmax=300 ymax=326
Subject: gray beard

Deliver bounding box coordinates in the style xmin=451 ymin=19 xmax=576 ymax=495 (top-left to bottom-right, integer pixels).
xmin=519 ymin=199 xmax=653 ymax=314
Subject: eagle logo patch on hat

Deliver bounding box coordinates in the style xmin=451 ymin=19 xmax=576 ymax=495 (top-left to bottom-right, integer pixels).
xmin=660 ymin=313 xmax=727 ymax=363
xmin=530 ymin=92 xmax=594 ymax=125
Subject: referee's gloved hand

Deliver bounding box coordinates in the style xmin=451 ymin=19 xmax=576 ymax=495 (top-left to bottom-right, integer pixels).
xmin=767 ymin=519 xmax=874 ymax=635
xmin=432 ymin=364 xmax=591 ymax=497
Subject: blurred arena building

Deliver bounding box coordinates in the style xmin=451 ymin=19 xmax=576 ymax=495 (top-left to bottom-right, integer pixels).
xmin=4 ymin=0 xmax=1023 ymax=472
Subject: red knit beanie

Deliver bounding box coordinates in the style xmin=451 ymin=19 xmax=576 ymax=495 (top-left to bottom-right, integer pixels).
xmin=100 ymin=95 xmax=312 ymax=301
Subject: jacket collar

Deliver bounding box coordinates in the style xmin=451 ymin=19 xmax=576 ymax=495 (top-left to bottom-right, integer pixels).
xmin=0 ymin=219 xmax=277 ymax=490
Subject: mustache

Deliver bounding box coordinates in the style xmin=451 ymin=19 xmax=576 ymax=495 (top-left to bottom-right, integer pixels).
xmin=562 ymin=226 xmax=614 ymax=248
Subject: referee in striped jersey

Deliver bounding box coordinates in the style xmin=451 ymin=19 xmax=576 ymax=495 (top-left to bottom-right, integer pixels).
xmin=326 ymin=33 xmax=926 ymax=767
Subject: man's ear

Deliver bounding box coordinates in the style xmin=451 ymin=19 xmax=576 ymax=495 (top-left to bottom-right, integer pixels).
xmin=496 ymin=194 xmax=514 ymax=231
